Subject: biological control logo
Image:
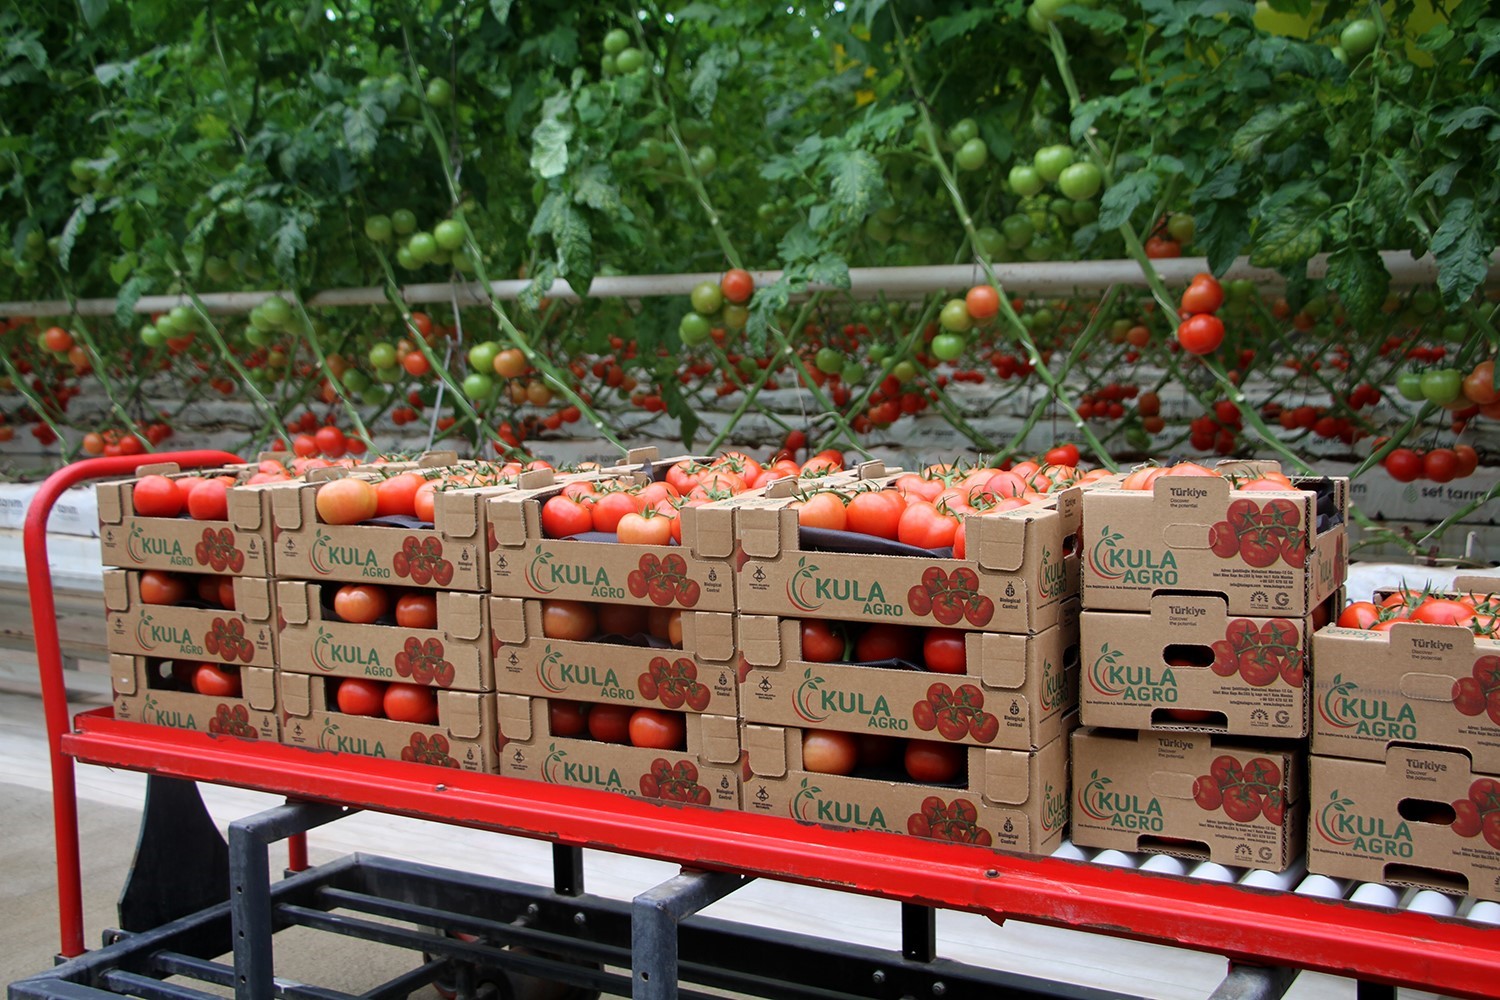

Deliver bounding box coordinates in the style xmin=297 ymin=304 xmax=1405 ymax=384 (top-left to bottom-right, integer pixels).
xmin=1087 ymin=526 xmax=1178 ymax=586
xmin=791 ymin=777 xmax=887 ymax=829
xmin=1314 ymin=789 xmax=1413 ymax=857
xmin=1317 ymin=674 xmax=1417 ymax=740
xmin=1077 ymin=769 xmax=1163 ymax=831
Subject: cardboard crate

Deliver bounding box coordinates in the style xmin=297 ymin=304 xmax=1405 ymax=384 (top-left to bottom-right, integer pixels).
xmin=1313 ymin=617 xmax=1500 ymax=773
xmin=495 ymin=693 xmax=741 ymax=808
xmin=104 ymin=571 xmax=278 ymax=669
xmin=1080 ymin=463 xmax=1348 ymax=617
xmin=111 ymin=653 xmax=277 ymax=741
xmin=1309 ymin=750 xmax=1500 ymax=902
xmin=278 ymin=581 xmax=492 ymax=690
xmin=1079 ymin=592 xmax=1333 ymax=738
xmin=738 ymin=602 xmax=1079 ymax=751
xmin=740 ymin=719 xmax=1072 ymax=853
xmin=720 ymin=475 xmax=1081 ymax=634
xmin=489 ymin=597 xmax=737 ymax=714
xmin=272 ymin=461 xmax=532 ymax=591
xmin=279 ymin=671 xmax=498 ymax=771
xmin=486 ymin=471 xmax=735 ymax=613
xmin=98 ymin=463 xmax=280 ymax=576
xmin=1070 ymin=727 xmax=1305 ymax=871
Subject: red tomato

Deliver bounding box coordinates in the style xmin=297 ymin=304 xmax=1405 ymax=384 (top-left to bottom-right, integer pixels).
xmin=1179 ymin=273 xmax=1224 ymax=315
xmin=542 ymin=600 xmax=597 ymax=641
xmin=617 ymin=511 xmax=673 ymax=545
xmin=186 ymin=478 xmax=231 ymax=520
xmin=800 ymin=620 xmax=846 ymax=662
xmin=793 ymin=491 xmax=848 ymax=531
xmin=193 ymin=662 xmax=242 ymax=697
xmin=1336 ymin=601 xmax=1381 ymax=629
xmin=336 ymin=678 xmax=387 ymax=717
xmin=1044 ymin=443 xmax=1081 ymax=468
xmin=383 ymin=683 xmax=438 ymax=723
xmin=922 ymin=629 xmax=968 ymax=673
xmin=720 ymin=268 xmax=755 ymax=304
xmin=1423 ymin=448 xmax=1460 ymax=484
xmin=802 ymin=730 xmax=858 ymax=775
xmin=412 ymin=481 xmax=439 ymax=522
xmin=852 ymin=623 xmax=920 ymax=662
xmin=1177 ymin=314 xmax=1225 ymax=355
xmin=541 ymin=495 xmax=594 ymax=538
xmin=964 ymin=284 xmax=1000 ymax=321
xmin=629 ymin=708 xmax=686 ymax=750
xmin=549 ymin=699 xmax=588 ymax=736
xmin=897 ymin=502 xmax=958 ymax=549
xmin=1222 ymin=785 xmax=1263 ymax=823
xmin=587 ymin=703 xmax=633 ymax=744
xmin=1383 ymin=448 xmax=1422 ymax=483
xmin=314 ymin=425 xmax=347 ymax=458
xmin=375 ymin=472 xmax=424 ymax=519
xmin=316 ymin=478 xmax=379 ymax=525
xmin=591 ymin=490 xmax=643 ymax=533
xmin=334 ymin=584 xmax=390 ymax=624
xmin=394 ymin=591 xmax=438 ymax=629
xmin=904 ymin=740 xmax=963 ymax=783
xmin=139 ymin=570 xmax=188 ymax=605
xmin=133 ymin=475 xmax=183 ymax=517
xmin=844 ymin=490 xmax=905 ymax=539
xmin=593 ymin=603 xmax=645 ymax=636
xmin=1410 ymin=598 xmax=1476 ymax=626
xmin=1145 ymin=235 xmax=1181 ymax=259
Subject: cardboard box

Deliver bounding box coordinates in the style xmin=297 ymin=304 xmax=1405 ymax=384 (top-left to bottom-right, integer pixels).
xmin=104 ymin=571 xmax=278 ymax=669
xmin=489 ymin=597 xmax=737 ymax=714
xmin=111 ymin=653 xmax=278 ymax=741
xmin=1312 ymin=617 xmax=1500 ymax=773
xmin=272 ymin=462 xmax=529 ymax=591
xmin=1080 ymin=464 xmax=1348 ymax=617
xmin=738 ymin=603 xmax=1079 ymax=751
xmin=1070 ymin=727 xmax=1305 ymax=871
xmin=98 ymin=463 xmax=278 ymax=576
xmin=279 ymin=671 xmax=498 ymax=771
xmin=486 ymin=472 xmax=735 ymax=613
xmin=722 ymin=476 xmax=1081 ymax=634
xmin=740 ymin=720 xmax=1072 ymax=853
xmin=1309 ymin=750 xmax=1500 ymax=902
xmin=495 ymin=693 xmax=741 ymax=808
xmin=1080 ymin=593 xmax=1325 ymax=737
xmin=278 ymin=581 xmax=493 ymax=690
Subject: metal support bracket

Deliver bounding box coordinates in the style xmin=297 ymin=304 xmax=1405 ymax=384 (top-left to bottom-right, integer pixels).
xmin=227 ymin=799 xmax=351 ymax=1000
xmin=1209 ymin=963 xmax=1298 ymax=1000
xmin=631 ymin=870 xmax=749 ymax=1000
xmin=118 ymin=777 xmax=230 ymax=933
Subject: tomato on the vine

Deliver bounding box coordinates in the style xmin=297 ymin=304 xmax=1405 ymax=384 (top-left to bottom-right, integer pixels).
xmin=1177 ymin=314 xmax=1225 ymax=355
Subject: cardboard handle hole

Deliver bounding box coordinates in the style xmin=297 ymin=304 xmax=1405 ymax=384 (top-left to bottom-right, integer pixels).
xmin=1063 ymin=642 xmax=1081 ymax=671
xmin=1137 ymin=836 xmax=1210 ymax=861
xmin=1381 ymin=862 xmax=1468 ymax=896
xmin=1397 ymin=797 xmax=1457 ymax=826
xmin=1162 ymin=643 xmax=1214 ymax=668
xmin=1149 ymin=708 xmax=1227 ymax=729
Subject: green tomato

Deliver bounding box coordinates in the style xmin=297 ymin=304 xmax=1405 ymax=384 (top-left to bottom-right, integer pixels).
xmin=244 ymin=326 xmax=271 ymax=348
xmin=1033 ymin=145 xmax=1075 ymax=184
xmin=955 ymin=138 xmax=989 ymax=172
xmin=1033 ymin=0 xmax=1070 ymax=19
xmin=259 ymin=295 xmax=291 ymax=328
xmin=867 ymin=345 xmax=889 ymax=364
xmin=722 ymin=303 xmax=748 ymax=330
xmin=139 ymin=324 xmax=164 ymax=348
xmin=840 ymin=361 xmax=864 ymax=384
xmin=425 ymin=77 xmax=453 ymax=107
xmin=1340 ymin=19 xmax=1378 ymax=60
xmin=1071 ymin=199 xmax=1099 ymax=224
xmin=738 ymin=356 xmax=759 ymax=377
xmin=940 ymin=298 xmax=974 ymax=334
xmin=169 ymin=305 xmax=197 ymax=331
xmin=1409 ymin=290 xmax=1439 ymax=316
xmin=451 ymin=248 xmax=477 ymax=274
xmin=999 ymin=213 xmax=1035 ymax=250
xmin=690 ymin=280 xmax=724 ymax=315
xmin=1030 ymin=307 xmax=1056 ymax=331
xmin=1008 ymin=164 xmax=1045 ymax=198
xmin=434 ymin=219 xmax=466 ymax=251
xmin=1057 ymin=162 xmax=1102 ymax=201
xmin=814 ymin=347 xmax=843 ymax=374
xmin=368 ymin=342 xmax=398 ymax=369
xmin=693 ymin=146 xmax=717 ymax=177
xmin=864 ymin=217 xmax=893 ymax=243
xmin=461 ymin=372 xmax=494 ymax=401
xmin=1420 ymin=369 xmax=1462 ymax=405
xmin=679 ymin=311 xmax=712 ymax=346
xmin=947 ymin=118 xmax=979 ymax=146
xmin=1226 ymin=278 xmax=1256 ymax=302
xmin=360 ymin=385 xmax=388 ymax=406
xmin=407 ymin=232 xmax=438 ymax=262
xmin=892 ymin=360 xmax=917 ymax=381
xmin=604 ymin=28 xmax=630 ymax=55
xmin=1166 ymin=212 xmax=1196 ymax=244
xmin=930 ymin=332 xmax=966 ymax=362
xmin=601 ymin=55 xmax=618 ymax=76
xmin=342 ymin=369 xmax=371 ymax=393
xmin=396 ymin=246 xmax=419 ymax=270
xmin=374 ymin=365 xmax=402 ymax=385
xmin=391 ymin=209 xmax=417 ymax=235
xmin=468 ymin=340 xmax=501 ymax=373
xmin=615 ymin=47 xmax=647 ymax=73
xmin=204 ymin=256 xmax=232 ymax=282
xmin=974 ymin=226 xmax=1006 ymax=257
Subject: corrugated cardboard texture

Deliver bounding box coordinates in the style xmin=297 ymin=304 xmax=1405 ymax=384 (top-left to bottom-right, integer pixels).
xmin=104 ymin=570 xmax=278 ymax=668
xmin=111 ymin=653 xmax=278 ymax=741
xmin=1308 ymin=750 xmax=1500 ymax=901
xmin=1312 ymin=620 xmax=1500 ymax=773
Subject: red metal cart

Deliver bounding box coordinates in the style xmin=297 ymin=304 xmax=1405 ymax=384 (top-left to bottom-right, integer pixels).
xmin=18 ymin=454 xmax=1500 ymax=1000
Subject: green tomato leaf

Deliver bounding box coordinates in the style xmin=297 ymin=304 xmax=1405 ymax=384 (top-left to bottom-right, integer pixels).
xmin=1250 ymin=201 xmax=1324 ymax=268
xmin=114 ymin=273 xmax=146 ymax=327
xmin=745 ymin=276 xmax=791 ymax=355
xmin=1097 ymin=169 xmax=1159 ymax=232
xmin=343 ymin=100 xmax=385 ymax=160
xmin=1430 ymin=197 xmax=1492 ymax=309
xmin=689 ymin=44 xmax=740 ymax=117
xmin=552 ymin=201 xmax=594 ymax=295
xmin=1436 ymin=104 xmax=1500 ymax=137
xmin=1231 ymin=102 xmax=1306 ymax=162
xmin=489 ymin=0 xmax=513 ymax=24
xmin=58 ymin=193 xmax=95 ymax=271
xmin=778 ymin=222 xmax=822 ymax=264
xmin=805 ymin=253 xmax=850 ymax=290
xmin=1323 ymin=244 xmax=1388 ymax=326
xmin=572 ymin=163 xmax=622 ymax=216
xmin=518 ymin=260 xmax=559 ymax=312
xmin=1062 ymin=6 xmax=1129 ymax=33
xmin=530 ymin=93 xmax=573 ymax=180
xmin=824 ymin=148 xmax=882 ymax=219
xmin=926 ymin=8 xmax=994 ymax=45
xmin=271 ymin=208 xmax=312 ymax=283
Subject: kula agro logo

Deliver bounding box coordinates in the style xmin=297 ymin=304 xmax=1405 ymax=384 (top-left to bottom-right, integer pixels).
xmin=126 ymin=523 xmax=187 ymax=565
xmin=1040 ymin=657 xmax=1066 ymax=712
xmin=1087 ymin=526 xmax=1178 ymax=586
xmin=1077 ymin=768 xmax=1163 ymax=831
xmin=536 ymin=644 xmax=631 ymax=699
xmin=317 ymin=719 xmax=387 ymax=757
xmin=792 ymin=668 xmax=830 ymax=724
xmin=787 ymin=556 xmax=823 ymax=612
xmin=310 ymin=530 xmax=384 ymax=577
xmin=1314 ymin=788 xmax=1415 ymax=858
xmin=141 ymin=694 xmax=195 ymax=729
xmin=1041 ymin=781 xmax=1067 ymax=832
xmin=1088 ymin=643 xmax=1179 ymax=702
xmin=787 ymin=556 xmax=899 ymax=616
xmin=312 ymin=626 xmax=383 ymax=675
xmin=541 ymin=742 xmax=625 ymax=790
xmin=135 ymin=614 xmax=200 ymax=655
xmin=537 ymin=646 xmax=567 ymax=694
xmin=1037 ymin=545 xmax=1065 ymax=599
xmin=525 ymin=545 xmax=622 ymax=598
xmin=1317 ymin=674 xmax=1417 ymax=740
xmin=791 ymin=777 xmax=887 ymax=829
xmin=525 ymin=547 xmax=559 ymax=594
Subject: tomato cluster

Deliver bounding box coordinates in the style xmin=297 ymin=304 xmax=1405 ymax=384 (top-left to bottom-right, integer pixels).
xmin=1076 ymin=382 xmax=1139 ymax=422
xmin=1176 ymin=274 xmax=1226 ymax=356
xmin=1213 ymin=618 xmax=1304 ymax=688
xmin=908 ymin=568 xmax=995 ymax=627
xmin=914 ymin=681 xmax=1000 ymax=744
xmin=1118 ymin=461 xmax=1299 ymax=492
xmin=206 ymin=702 xmax=257 ymax=738
xmin=640 ymin=758 xmax=710 ymax=804
xmin=400 ymin=732 xmax=457 ymax=767
xmin=1452 ymin=778 xmax=1500 ymax=849
xmin=547 ymin=699 xmax=688 ymax=751
xmin=1338 ymin=587 xmax=1500 ymax=639
xmin=334 ymin=677 xmax=440 ymax=723
xmin=204 ymin=617 xmax=253 ymax=663
xmin=393 ymin=536 xmax=454 ymax=586
xmin=627 ymin=553 xmax=700 ymax=607
xmin=1379 ymin=444 xmax=1481 ymax=484
xmin=80 ymin=422 xmax=175 ymax=457
xmin=1206 ymin=497 xmax=1306 ymax=569
xmin=638 ymin=656 xmax=711 ymax=712
xmin=907 ymin=795 xmax=990 ymax=845
xmin=1191 ymin=754 xmax=1286 ymax=825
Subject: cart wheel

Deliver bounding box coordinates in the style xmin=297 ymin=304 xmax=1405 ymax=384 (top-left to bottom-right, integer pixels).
xmin=425 ymin=930 xmax=600 ymax=1000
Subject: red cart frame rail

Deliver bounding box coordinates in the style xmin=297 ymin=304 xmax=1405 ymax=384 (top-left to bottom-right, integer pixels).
xmin=26 ymin=454 xmax=1500 ymax=999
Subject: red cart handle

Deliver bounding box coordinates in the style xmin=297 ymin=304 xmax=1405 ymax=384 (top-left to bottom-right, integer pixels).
xmin=27 ymin=451 xmax=243 ymax=958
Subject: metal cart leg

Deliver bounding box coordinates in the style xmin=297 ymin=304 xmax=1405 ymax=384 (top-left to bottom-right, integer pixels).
xmin=227 ymin=800 xmax=350 ymax=1000
xmin=553 ymin=843 xmax=584 ymax=897
xmin=631 ymin=870 xmax=748 ymax=1000
xmin=1208 ymin=963 xmax=1298 ymax=1000
xmin=1355 ymin=983 xmax=1396 ymax=1000
xmin=118 ymin=776 xmax=231 ymax=933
